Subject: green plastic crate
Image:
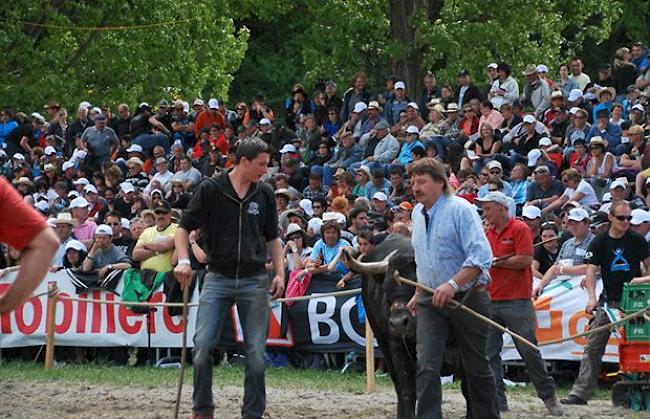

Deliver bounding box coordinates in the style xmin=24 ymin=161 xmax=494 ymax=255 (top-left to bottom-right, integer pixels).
xmin=625 ymin=317 xmax=650 ymax=342
xmin=622 ymin=283 xmax=650 ymax=313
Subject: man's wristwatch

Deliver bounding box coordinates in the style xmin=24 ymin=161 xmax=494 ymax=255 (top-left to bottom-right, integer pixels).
xmin=177 ymin=259 xmax=191 ymax=266
xmin=447 ymin=279 xmax=460 ymax=291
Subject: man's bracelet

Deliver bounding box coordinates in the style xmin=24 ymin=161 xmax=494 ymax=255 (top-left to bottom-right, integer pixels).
xmin=178 ymin=259 xmax=191 ymax=266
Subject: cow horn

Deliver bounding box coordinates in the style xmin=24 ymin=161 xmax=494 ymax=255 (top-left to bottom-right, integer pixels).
xmin=327 ymin=246 xmax=357 ymax=272
xmin=347 ymin=250 xmax=398 ymax=274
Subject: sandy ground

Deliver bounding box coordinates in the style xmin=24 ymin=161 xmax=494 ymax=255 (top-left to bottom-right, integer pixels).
xmin=0 ymin=379 xmax=635 ymax=419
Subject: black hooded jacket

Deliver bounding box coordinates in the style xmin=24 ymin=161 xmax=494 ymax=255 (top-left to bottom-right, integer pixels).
xmin=179 ymin=171 xmax=278 ymax=278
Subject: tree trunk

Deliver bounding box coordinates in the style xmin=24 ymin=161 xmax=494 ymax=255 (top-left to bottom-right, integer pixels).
xmin=389 ymin=0 xmax=443 ymax=99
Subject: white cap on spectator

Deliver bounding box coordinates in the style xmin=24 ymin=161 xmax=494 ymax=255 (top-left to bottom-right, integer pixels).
xmin=34 ymin=200 xmax=49 ymax=212
xmin=90 ymin=106 xmax=102 ymax=115
xmin=208 ymin=98 xmax=219 ymax=109
xmin=79 ymin=101 xmax=92 ymax=110
xmin=322 ymin=211 xmax=346 ymax=225
xmin=394 ymin=81 xmax=406 ymax=90
xmin=31 ymin=112 xmax=45 ymax=124
xmin=95 ymin=224 xmax=113 ymax=236
xmin=285 ymin=223 xmax=303 ymax=237
xmin=62 ymin=160 xmax=75 ymax=171
xmin=352 ymin=102 xmax=368 ymax=113
xmin=73 ymin=149 xmax=88 ymax=160
xmin=539 ymin=137 xmax=552 ymax=147
xmin=151 ymin=189 xmax=163 ymax=197
xmin=193 ymin=98 xmax=204 ymax=106
xmin=632 ymin=104 xmax=645 ymax=113
xmin=65 ymin=240 xmax=87 ymax=253
xmin=299 ymin=198 xmax=314 ymax=218
xmin=138 ymin=102 xmax=150 ymax=109
xmin=121 ymin=218 xmax=130 ymax=229
xmin=73 ymin=177 xmax=89 ymax=186
xmin=487 ymin=63 xmax=498 ymax=70
xmin=569 ymin=107 xmax=581 ymax=115
xmin=84 ymin=184 xmax=98 ymax=194
xmin=68 ymin=190 xmax=80 ymax=199
xmin=609 ymin=178 xmax=628 ymax=190
xmin=527 ymin=149 xmax=542 ymax=167
xmin=486 ymin=160 xmax=502 ymax=171
xmin=69 ymin=197 xmax=90 ymax=209
xmin=406 ymin=125 xmax=420 ymax=135
xmin=120 ymin=182 xmax=135 ymax=194
xmin=522 ymin=205 xmax=542 ymax=219
xmin=631 ymin=209 xmax=650 ymax=225
xmin=44 ymin=146 xmax=56 ymax=155
xmin=372 ymin=192 xmax=388 ymax=202
xmin=567 ymin=207 xmax=590 ymax=222
xmin=260 ymin=118 xmax=272 ymax=125
xmin=550 ymin=90 xmax=564 ymax=99
xmin=602 ymin=192 xmax=612 ymax=202
xmin=12 ymin=153 xmax=25 ymax=160
xmin=126 ymin=144 xmax=143 ymax=153
xmin=307 ymin=217 xmax=323 ymax=234
xmin=475 ymin=191 xmax=511 ymax=208
xmin=536 ymin=64 xmax=549 ymax=73
xmin=279 ymin=144 xmax=297 ymax=154
xmin=523 ymin=114 xmax=536 ymax=124
xmin=568 ymin=89 xmax=583 ymax=102
xmin=407 ymin=102 xmax=419 ymax=110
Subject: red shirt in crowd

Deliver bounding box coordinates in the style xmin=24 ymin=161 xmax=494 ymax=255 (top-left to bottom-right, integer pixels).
xmin=486 ymin=217 xmax=534 ymax=301
xmin=0 ymin=177 xmax=47 ymax=250
xmin=193 ymin=110 xmax=225 ymax=140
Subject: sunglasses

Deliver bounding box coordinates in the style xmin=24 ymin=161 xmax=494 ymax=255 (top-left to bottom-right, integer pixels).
xmin=614 ymin=215 xmax=632 ymax=221
xmin=107 ymin=222 xmax=121 ymax=226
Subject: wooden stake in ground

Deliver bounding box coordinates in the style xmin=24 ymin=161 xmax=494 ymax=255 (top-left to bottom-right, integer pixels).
xmin=365 ymin=316 xmax=375 ymax=392
xmin=174 ymin=284 xmax=191 ymax=419
xmin=45 ymin=283 xmax=58 ymax=369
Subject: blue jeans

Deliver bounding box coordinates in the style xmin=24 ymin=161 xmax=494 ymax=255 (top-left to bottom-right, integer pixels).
xmin=192 ymin=273 xmax=270 ymax=418
xmin=133 ymin=133 xmax=171 ymax=157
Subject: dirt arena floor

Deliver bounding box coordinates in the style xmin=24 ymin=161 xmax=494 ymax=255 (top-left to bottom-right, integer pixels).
xmin=0 ymin=379 xmax=636 ymax=418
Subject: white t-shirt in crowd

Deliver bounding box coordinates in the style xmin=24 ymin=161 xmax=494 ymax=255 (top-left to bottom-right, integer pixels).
xmin=562 ymin=179 xmax=599 ymax=207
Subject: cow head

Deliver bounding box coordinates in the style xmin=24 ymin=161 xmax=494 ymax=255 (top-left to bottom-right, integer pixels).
xmin=343 ymin=235 xmax=417 ymax=338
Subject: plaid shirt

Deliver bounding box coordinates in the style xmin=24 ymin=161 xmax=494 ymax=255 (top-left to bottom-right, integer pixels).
xmin=302 ymin=184 xmax=329 ymax=200
xmin=558 ymin=231 xmax=594 ymax=266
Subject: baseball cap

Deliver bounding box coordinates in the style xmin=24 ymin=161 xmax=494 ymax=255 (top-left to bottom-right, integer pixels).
xmin=352 ymin=102 xmax=368 ymax=113
xmin=65 ymin=240 xmax=87 ymax=253
xmin=521 ymin=205 xmax=542 ymax=219
xmin=567 ymin=207 xmax=590 ymax=222
xmin=69 ymin=197 xmax=90 ymax=209
xmin=609 ymin=178 xmax=627 ymax=190
xmin=119 ymin=182 xmax=135 ymax=194
xmin=31 ymin=112 xmax=46 ymax=124
xmin=527 ymin=149 xmax=542 ymax=167
xmin=536 ymin=64 xmax=549 ymax=73
xmin=539 ymin=137 xmax=552 ymax=147
xmin=12 ymin=153 xmax=25 ymax=160
xmin=475 ymin=191 xmax=510 ymax=208
xmin=62 ymin=160 xmax=76 ymax=171
xmin=34 ymin=200 xmax=49 ymax=213
xmin=153 ymin=200 xmax=172 ymax=213
xmin=193 ymin=98 xmax=204 ymax=106
xmin=568 ymin=89 xmax=583 ymax=102
xmin=126 ymin=144 xmax=143 ymax=153
xmin=285 ymin=223 xmax=303 ymax=237
xmin=630 ymin=209 xmax=650 ymax=225
xmin=44 ymin=146 xmax=57 ymax=155
xmin=486 ymin=160 xmax=502 ymax=171
xmin=569 ymin=107 xmax=581 ymax=115
xmin=208 ymin=98 xmax=219 ymax=109
xmin=84 ymin=184 xmax=98 ymax=194
xmin=487 ymin=63 xmax=498 ymax=70
xmin=372 ymin=192 xmax=388 ymax=202
xmin=406 ymin=102 xmax=419 ymax=110
xmin=279 ymin=144 xmax=297 ymax=154
xmin=260 ymin=118 xmax=272 ymax=125
xmin=523 ymin=114 xmax=536 ymax=124
xmin=126 ymin=157 xmax=144 ymax=167
xmin=458 ymin=69 xmax=470 ymax=77
xmin=95 ymin=224 xmax=113 ymax=236
xmin=151 ymin=189 xmax=164 ymax=197
xmin=394 ymin=81 xmax=406 ymax=90
xmin=406 ymin=125 xmax=420 ymax=135
xmin=73 ymin=177 xmax=89 ymax=186
xmin=299 ymin=198 xmax=314 ymax=218
xmin=631 ymin=104 xmax=645 ymax=113
xmin=398 ymin=201 xmax=413 ymax=211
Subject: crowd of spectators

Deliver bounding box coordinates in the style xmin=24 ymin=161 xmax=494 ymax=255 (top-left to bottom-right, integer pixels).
xmin=1 ymin=42 xmax=650 ymax=365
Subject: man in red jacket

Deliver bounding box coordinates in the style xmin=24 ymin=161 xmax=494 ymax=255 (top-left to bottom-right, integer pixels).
xmin=194 ymin=98 xmax=225 ymax=141
xmin=476 ymin=191 xmax=562 ymax=416
xmin=0 ymin=177 xmax=59 ymax=314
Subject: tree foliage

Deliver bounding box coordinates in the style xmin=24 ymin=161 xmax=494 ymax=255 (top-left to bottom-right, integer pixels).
xmin=0 ymin=0 xmax=249 ymax=111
